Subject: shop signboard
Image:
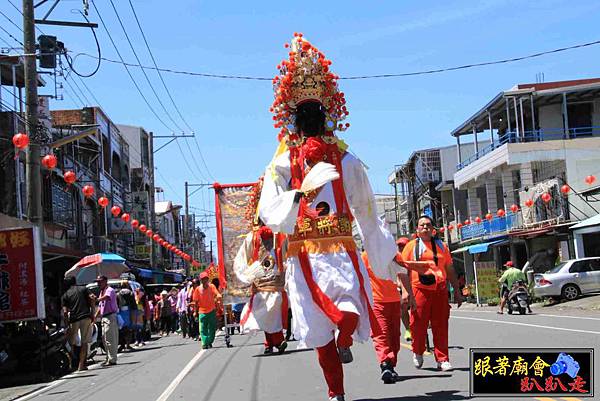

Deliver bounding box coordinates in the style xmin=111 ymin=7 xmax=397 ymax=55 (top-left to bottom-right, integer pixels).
xmin=0 ymin=227 xmax=45 ymax=322
xmin=474 ymin=261 xmax=499 ymax=305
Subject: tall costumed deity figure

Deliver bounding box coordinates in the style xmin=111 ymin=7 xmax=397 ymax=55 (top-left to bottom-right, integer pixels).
xmin=233 ymin=177 xmax=289 ymax=355
xmin=259 ymin=34 xmax=430 ymax=401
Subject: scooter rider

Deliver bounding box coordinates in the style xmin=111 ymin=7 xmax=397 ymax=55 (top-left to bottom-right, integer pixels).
xmin=497 ymin=261 xmax=530 ymax=314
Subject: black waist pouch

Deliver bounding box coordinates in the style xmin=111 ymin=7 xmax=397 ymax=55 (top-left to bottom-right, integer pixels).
xmin=418 ymin=274 xmax=436 ymax=286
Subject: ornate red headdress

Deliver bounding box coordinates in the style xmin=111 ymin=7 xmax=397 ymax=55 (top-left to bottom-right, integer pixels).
xmin=271 ymin=33 xmax=350 ymax=141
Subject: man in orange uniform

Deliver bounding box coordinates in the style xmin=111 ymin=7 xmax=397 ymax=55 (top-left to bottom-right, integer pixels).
xmin=362 ymin=240 xmax=414 ymax=384
xmin=191 ymin=271 xmax=222 ymax=349
xmin=401 ymin=215 xmax=462 ymax=371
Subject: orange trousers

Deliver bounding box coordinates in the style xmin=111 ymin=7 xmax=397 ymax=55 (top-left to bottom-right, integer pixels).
xmin=410 ymin=286 xmax=450 ymax=362
xmin=371 ymin=301 xmax=401 ymax=366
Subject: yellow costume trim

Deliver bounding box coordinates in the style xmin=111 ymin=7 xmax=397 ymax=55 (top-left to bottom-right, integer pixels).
xmin=286 ymin=237 xmax=356 ymax=257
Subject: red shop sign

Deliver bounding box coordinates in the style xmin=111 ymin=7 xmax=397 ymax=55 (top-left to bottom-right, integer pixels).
xmin=0 ymin=227 xmax=45 ymax=322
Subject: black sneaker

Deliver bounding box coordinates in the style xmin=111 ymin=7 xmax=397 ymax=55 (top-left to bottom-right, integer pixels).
xmin=337 ymin=347 xmax=353 ymax=364
xmin=264 ymin=346 xmax=273 ymax=355
xmin=380 ymin=362 xmax=395 ymax=384
xmin=277 ymin=341 xmax=288 ymax=354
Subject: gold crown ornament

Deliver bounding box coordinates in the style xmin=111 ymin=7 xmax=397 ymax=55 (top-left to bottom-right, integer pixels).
xmin=271 ymin=33 xmax=350 ymax=141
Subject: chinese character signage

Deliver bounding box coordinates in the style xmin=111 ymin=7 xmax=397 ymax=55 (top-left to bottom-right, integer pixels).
xmin=0 ymin=227 xmax=45 ymax=322
xmin=470 ymin=348 xmax=593 ymax=397
xmin=473 ymin=261 xmax=498 ymax=303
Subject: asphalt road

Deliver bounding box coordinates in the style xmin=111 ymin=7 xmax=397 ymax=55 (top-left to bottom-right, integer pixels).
xmin=6 ymin=307 xmax=599 ymax=401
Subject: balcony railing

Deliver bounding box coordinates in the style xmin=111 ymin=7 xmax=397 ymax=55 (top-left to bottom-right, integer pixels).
xmin=459 ymin=212 xmax=520 ymax=241
xmin=457 ymin=126 xmax=600 ymax=170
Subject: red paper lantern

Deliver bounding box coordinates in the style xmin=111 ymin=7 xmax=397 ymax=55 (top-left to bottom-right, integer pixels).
xmin=448 ymin=224 xmax=454 ymax=231
xmin=121 ymin=213 xmax=130 ymax=223
xmin=541 ymin=193 xmax=552 ymax=203
xmin=183 ymin=254 xmax=192 ymax=262
xmin=585 ymin=175 xmax=596 ymax=185
xmin=485 ymin=213 xmax=493 ymax=221
xmin=457 ymin=223 xmax=463 ymax=229
xmin=41 ymin=154 xmax=57 ymax=169
xmin=525 ymin=199 xmax=534 ymax=208
xmin=158 ymin=239 xmax=165 ymax=246
xmin=475 ymin=216 xmax=482 ymax=224
xmin=98 ymin=197 xmax=109 ymax=208
xmin=439 ymin=227 xmax=445 ymax=233
xmin=145 ymin=229 xmax=153 ymax=238
xmin=152 ymin=234 xmax=160 ymax=241
xmin=138 ymin=224 xmax=147 ymax=233
xmin=464 ymin=219 xmax=471 ymax=226
xmin=560 ymin=184 xmax=570 ymax=195
xmin=497 ymin=208 xmax=506 ymax=217
xmin=111 ymin=206 xmax=121 ymax=217
xmin=64 ymin=170 xmax=76 ymax=185
xmin=12 ymin=133 xmax=29 ymax=149
xmin=82 ymin=185 xmax=94 ymax=198
xmin=131 ymin=219 xmax=139 ymax=229
xmin=510 ymin=204 xmax=519 ymax=213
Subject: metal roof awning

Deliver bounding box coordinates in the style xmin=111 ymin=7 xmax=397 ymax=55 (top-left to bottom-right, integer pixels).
xmin=452 ymin=239 xmax=507 ymax=254
xmin=468 ymin=240 xmax=505 ymax=254
xmin=570 ymin=214 xmax=600 ymax=230
xmin=451 ymin=245 xmax=471 ymax=254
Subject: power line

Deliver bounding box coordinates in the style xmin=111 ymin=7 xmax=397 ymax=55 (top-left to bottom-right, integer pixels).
xmin=155 ymin=167 xmax=184 ymax=203
xmin=126 ymin=0 xmax=216 ymax=180
xmin=0 ymin=25 xmax=23 ymax=47
xmin=174 ymin=138 xmax=203 ymax=182
xmin=126 ymin=0 xmax=192 ymax=132
xmin=90 ymin=0 xmax=174 ymax=132
xmin=106 ymin=0 xmax=184 ymax=133
xmin=73 ymin=38 xmax=600 ymax=81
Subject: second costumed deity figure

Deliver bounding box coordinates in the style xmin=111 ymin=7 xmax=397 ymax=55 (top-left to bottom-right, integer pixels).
xmin=234 ymin=177 xmax=289 ymax=355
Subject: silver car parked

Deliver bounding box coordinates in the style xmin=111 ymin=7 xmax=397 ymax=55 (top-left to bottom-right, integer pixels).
xmin=533 ymin=257 xmax=600 ymax=301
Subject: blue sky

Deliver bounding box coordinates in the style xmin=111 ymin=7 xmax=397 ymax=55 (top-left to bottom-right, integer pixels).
xmin=3 ymin=0 xmax=600 ymax=244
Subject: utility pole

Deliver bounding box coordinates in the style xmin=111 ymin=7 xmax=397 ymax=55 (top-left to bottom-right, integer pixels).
xmin=23 ymin=0 xmax=43 ymax=237
xmin=184 ymin=181 xmax=189 ymax=248
xmin=209 ymin=240 xmax=213 ymax=263
xmin=149 ymin=131 xmax=156 ymax=267
xmin=392 ymin=168 xmax=400 ymax=238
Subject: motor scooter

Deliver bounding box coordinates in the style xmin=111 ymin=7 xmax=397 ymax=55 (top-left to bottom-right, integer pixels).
xmin=507 ymin=280 xmax=530 ymax=315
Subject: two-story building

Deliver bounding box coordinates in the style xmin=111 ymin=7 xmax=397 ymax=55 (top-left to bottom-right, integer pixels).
xmin=450 ymin=78 xmax=600 ymax=283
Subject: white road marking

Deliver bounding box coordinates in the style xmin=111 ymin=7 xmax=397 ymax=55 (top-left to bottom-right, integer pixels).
xmin=155 ymin=349 xmax=207 ymax=401
xmin=14 ymin=350 xmax=126 ymax=400
xmin=451 ymin=315 xmax=600 ymax=335
xmin=13 ymin=379 xmax=67 ymax=401
xmin=453 ymin=309 xmax=600 ymax=321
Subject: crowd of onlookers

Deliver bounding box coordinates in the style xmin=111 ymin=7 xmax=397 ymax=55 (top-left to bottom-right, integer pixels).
xmin=60 ymin=272 xmax=244 ymax=369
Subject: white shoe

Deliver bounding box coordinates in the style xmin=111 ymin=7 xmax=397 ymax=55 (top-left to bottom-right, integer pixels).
xmin=328 ymin=396 xmax=345 ymax=401
xmin=413 ymin=353 xmax=423 ymax=369
xmin=438 ymin=361 xmax=453 ymax=371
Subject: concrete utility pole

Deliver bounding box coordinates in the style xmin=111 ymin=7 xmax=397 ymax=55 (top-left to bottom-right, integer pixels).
xmin=23 ymin=0 xmax=43 ymax=235
xmin=184 ymin=181 xmax=189 ymax=248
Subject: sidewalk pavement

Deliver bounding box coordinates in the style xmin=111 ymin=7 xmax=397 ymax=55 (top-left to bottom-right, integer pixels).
xmin=459 ymin=293 xmax=600 ymax=312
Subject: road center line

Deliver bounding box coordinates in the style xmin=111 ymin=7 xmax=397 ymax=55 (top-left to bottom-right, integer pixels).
xmin=451 ymin=316 xmax=600 ymax=335
xmin=155 ymin=349 xmax=207 ymax=401
xmin=453 ymin=309 xmax=600 ymax=321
